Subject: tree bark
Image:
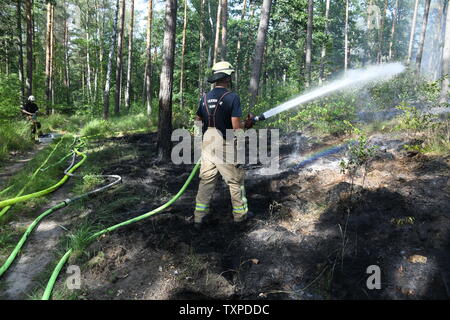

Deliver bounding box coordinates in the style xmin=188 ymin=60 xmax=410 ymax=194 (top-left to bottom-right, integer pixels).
xmin=45 ymin=1 xmax=54 ymax=113
xmin=143 ymin=0 xmax=153 ymax=116
xmin=17 ymin=0 xmax=25 ymax=102
xmin=305 ymin=0 xmax=313 ymax=87
xmin=235 ymin=0 xmax=247 ymax=92
xmin=344 ymin=0 xmax=349 ymax=71
xmin=157 ymin=0 xmax=177 ymax=161
xmin=248 ymin=0 xmax=272 ymax=110
xmin=213 ymin=0 xmax=222 ymax=64
xmin=319 ymin=0 xmax=330 ymax=85
xmin=125 ymin=0 xmax=135 ymax=110
xmin=388 ymin=0 xmax=399 ymax=61
xmin=63 ymin=8 xmax=71 ymax=105
xmin=25 ymin=0 xmax=33 ymax=97
xmin=220 ymin=0 xmax=228 ymax=60
xmin=407 ymin=0 xmax=420 ymax=65
xmin=198 ymin=0 xmax=206 ymax=95
xmin=416 ymin=0 xmax=432 ymax=74
xmin=115 ymin=0 xmax=126 ymax=116
xmin=180 ymin=0 xmax=188 ymax=108
xmin=440 ymin=1 xmax=450 ymax=104
xmin=103 ymin=0 xmax=120 ymax=119
xmin=377 ymin=0 xmax=388 ymax=63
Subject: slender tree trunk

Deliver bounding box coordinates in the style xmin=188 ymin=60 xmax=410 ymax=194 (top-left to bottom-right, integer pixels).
xmin=179 ymin=0 xmax=188 ymax=108
xmin=440 ymin=1 xmax=450 ymax=104
xmin=319 ymin=0 xmax=330 ymax=85
xmin=220 ymin=0 xmax=228 ymax=60
xmin=416 ymin=0 xmax=432 ymax=74
xmin=103 ymin=0 xmax=120 ymax=120
xmin=25 ymin=0 xmax=33 ymax=97
xmin=198 ymin=0 xmax=206 ymax=95
xmin=235 ymin=0 xmax=247 ymax=92
xmin=50 ymin=3 xmax=54 ymax=110
xmin=86 ymin=30 xmax=92 ymax=104
xmin=45 ymin=1 xmax=54 ymax=113
xmin=157 ymin=0 xmax=177 ymax=161
xmin=344 ymin=0 xmax=349 ymax=71
xmin=248 ymin=0 xmax=272 ymax=110
xmin=125 ymin=0 xmax=135 ymax=110
xmin=388 ymin=0 xmax=399 ymax=61
xmin=63 ymin=10 xmax=71 ymax=105
xmin=377 ymin=0 xmax=388 ymax=63
xmin=115 ymin=0 xmax=126 ymax=116
xmin=305 ymin=0 xmax=313 ymax=87
xmin=17 ymin=0 xmax=25 ymax=102
xmin=213 ymin=0 xmax=222 ymax=64
xmin=143 ymin=0 xmax=153 ymax=116
xmin=407 ymin=0 xmax=420 ymax=65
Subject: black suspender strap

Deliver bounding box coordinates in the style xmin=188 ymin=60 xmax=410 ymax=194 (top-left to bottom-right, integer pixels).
xmin=203 ymin=91 xmax=230 ymax=128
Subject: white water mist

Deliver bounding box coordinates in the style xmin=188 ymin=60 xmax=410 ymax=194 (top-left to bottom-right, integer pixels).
xmin=263 ymin=63 xmax=406 ymax=119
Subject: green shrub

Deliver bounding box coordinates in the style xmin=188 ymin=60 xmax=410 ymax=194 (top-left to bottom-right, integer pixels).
xmin=394 ymin=103 xmax=435 ymax=132
xmin=80 ymin=119 xmax=111 ymax=137
xmin=0 ymin=121 xmax=34 ymax=161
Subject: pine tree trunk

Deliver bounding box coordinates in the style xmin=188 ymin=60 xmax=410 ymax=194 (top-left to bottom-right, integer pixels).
xmin=143 ymin=0 xmax=153 ymax=116
xmin=17 ymin=0 xmax=25 ymax=102
xmin=25 ymin=0 xmax=33 ymax=97
xmin=319 ymin=0 xmax=330 ymax=85
xmin=439 ymin=1 xmax=450 ymax=105
xmin=125 ymin=0 xmax=135 ymax=110
xmin=388 ymin=0 xmax=399 ymax=61
xmin=416 ymin=0 xmax=432 ymax=74
xmin=63 ymin=10 xmax=71 ymax=105
xmin=220 ymin=0 xmax=228 ymax=60
xmin=198 ymin=0 xmax=206 ymax=95
xmin=157 ymin=0 xmax=177 ymax=161
xmin=115 ymin=0 xmax=126 ymax=116
xmin=407 ymin=0 xmax=420 ymax=65
xmin=248 ymin=0 xmax=272 ymax=110
xmin=377 ymin=0 xmax=388 ymax=63
xmin=235 ymin=0 xmax=247 ymax=92
xmin=45 ymin=1 xmax=54 ymax=113
xmin=344 ymin=0 xmax=349 ymax=71
xmin=213 ymin=0 xmax=222 ymax=65
xmin=179 ymin=0 xmax=188 ymax=108
xmin=305 ymin=0 xmax=313 ymax=87
xmin=103 ymin=0 xmax=120 ymax=120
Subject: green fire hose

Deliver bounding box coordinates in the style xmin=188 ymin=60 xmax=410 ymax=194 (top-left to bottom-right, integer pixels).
xmin=41 ymin=161 xmax=201 ymax=300
xmin=0 ymin=149 xmax=122 ymax=278
xmin=0 ymin=138 xmax=65 ymax=218
xmin=0 ymin=138 xmax=86 ymax=211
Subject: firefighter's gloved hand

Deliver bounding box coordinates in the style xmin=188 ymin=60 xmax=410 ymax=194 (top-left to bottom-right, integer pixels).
xmin=244 ymin=113 xmax=255 ymax=129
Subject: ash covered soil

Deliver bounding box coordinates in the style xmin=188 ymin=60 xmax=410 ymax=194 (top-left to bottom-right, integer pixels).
xmin=66 ymin=132 xmax=449 ymax=300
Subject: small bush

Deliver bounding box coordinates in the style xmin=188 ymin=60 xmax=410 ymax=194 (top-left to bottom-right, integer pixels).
xmin=0 ymin=121 xmax=34 ymax=161
xmin=80 ymin=119 xmax=111 ymax=137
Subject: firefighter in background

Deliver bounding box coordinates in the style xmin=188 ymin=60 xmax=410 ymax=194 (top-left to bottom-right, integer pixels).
xmin=194 ymin=61 xmax=254 ymax=227
xmin=21 ymin=95 xmax=42 ymax=139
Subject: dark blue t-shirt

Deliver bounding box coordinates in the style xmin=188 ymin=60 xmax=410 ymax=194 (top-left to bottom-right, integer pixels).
xmin=196 ymin=88 xmax=243 ymax=138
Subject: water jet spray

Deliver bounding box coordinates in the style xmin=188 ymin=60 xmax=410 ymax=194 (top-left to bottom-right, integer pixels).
xmin=249 ymin=63 xmax=406 ymax=125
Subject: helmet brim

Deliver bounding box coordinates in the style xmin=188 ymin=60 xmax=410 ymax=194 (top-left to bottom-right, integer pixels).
xmin=207 ymin=72 xmax=231 ymax=83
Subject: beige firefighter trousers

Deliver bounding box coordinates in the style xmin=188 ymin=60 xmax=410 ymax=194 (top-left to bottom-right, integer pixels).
xmin=194 ymin=128 xmax=248 ymax=223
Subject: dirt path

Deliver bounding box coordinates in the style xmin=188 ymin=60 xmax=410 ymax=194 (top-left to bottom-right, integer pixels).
xmin=0 ymin=144 xmax=47 ymax=189
xmin=0 ymin=176 xmax=83 ymax=299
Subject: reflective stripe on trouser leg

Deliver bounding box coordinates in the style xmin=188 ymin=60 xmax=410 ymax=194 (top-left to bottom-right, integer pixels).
xmin=215 ymin=163 xmax=247 ymax=222
xmin=194 ymin=158 xmax=219 ymax=223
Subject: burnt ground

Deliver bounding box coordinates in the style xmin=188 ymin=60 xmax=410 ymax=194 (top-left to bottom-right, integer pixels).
xmin=66 ymin=131 xmax=450 ymax=300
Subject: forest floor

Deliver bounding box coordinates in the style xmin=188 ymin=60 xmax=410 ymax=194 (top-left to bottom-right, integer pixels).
xmin=0 ymin=124 xmax=449 ymax=300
